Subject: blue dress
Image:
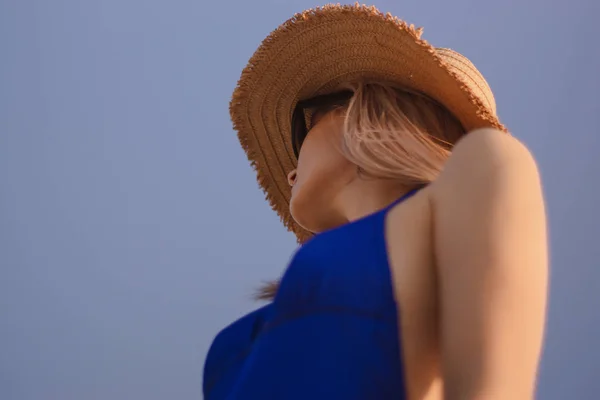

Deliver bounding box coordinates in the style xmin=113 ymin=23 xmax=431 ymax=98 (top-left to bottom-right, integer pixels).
xmin=203 ymin=190 xmax=420 ymax=399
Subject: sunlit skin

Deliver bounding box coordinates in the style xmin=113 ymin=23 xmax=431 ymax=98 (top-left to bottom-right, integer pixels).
xmin=287 ymin=108 xmax=548 ymax=400
xmin=288 ymin=109 xmax=412 ymax=233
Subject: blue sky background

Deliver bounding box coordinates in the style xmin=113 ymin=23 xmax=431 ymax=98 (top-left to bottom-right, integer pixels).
xmin=1 ymin=0 xmax=599 ymax=399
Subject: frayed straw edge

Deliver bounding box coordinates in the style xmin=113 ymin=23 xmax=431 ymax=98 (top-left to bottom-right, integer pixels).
xmin=230 ymin=3 xmax=508 ymax=300
xmin=230 ymin=3 xmax=435 ymax=241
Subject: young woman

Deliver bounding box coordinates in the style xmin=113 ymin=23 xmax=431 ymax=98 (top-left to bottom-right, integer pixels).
xmin=203 ymin=5 xmax=548 ymax=400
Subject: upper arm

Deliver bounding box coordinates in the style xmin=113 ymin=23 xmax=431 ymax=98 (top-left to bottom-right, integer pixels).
xmin=431 ymin=128 xmax=548 ymax=399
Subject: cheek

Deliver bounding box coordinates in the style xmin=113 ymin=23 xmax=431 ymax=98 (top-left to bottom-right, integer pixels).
xmin=294 ymin=121 xmax=347 ymax=186
xmin=289 ymin=134 xmax=355 ymax=230
xmin=293 ymin=135 xmax=343 ymax=195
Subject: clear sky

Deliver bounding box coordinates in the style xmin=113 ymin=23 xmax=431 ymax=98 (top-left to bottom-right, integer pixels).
xmin=1 ymin=0 xmax=599 ymax=399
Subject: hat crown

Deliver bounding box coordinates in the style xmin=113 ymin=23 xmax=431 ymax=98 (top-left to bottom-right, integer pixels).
xmin=230 ymin=4 xmax=506 ymax=241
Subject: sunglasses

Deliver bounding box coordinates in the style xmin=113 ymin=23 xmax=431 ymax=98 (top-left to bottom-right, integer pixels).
xmin=291 ymin=90 xmax=354 ymax=159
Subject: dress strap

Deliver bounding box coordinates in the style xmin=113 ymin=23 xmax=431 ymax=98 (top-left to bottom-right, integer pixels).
xmin=386 ymin=185 xmax=425 ymax=210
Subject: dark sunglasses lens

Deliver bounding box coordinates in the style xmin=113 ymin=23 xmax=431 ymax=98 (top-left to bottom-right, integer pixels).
xmin=291 ymin=90 xmax=354 ymax=158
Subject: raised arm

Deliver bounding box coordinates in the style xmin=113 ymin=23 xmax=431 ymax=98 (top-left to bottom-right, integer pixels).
xmin=432 ymin=128 xmax=548 ymax=399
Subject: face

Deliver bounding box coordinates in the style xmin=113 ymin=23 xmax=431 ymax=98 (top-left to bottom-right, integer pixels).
xmin=288 ymin=108 xmax=357 ymax=233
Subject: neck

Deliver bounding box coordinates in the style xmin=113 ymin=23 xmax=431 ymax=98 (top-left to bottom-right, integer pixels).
xmin=333 ymin=176 xmax=412 ymax=222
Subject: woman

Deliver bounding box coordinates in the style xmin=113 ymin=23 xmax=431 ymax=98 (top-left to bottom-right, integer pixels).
xmin=203 ymin=4 xmax=547 ymax=400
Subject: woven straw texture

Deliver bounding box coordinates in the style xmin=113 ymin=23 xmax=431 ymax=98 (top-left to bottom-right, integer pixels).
xmin=230 ymin=3 xmax=506 ymax=242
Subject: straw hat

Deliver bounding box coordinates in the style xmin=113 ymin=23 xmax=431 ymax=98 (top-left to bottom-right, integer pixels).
xmin=230 ymin=3 xmax=506 ymax=242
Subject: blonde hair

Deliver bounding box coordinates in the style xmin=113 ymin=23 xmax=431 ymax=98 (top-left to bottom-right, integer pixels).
xmin=340 ymin=81 xmax=464 ymax=184
xmin=256 ymin=81 xmax=466 ymax=300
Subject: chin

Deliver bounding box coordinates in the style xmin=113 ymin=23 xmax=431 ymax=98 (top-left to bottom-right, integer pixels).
xmin=291 ymin=197 xmax=339 ymax=235
xmin=289 ymin=193 xmax=318 ymax=233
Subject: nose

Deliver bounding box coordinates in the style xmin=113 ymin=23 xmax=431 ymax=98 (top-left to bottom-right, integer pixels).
xmin=287 ymin=169 xmax=297 ymax=187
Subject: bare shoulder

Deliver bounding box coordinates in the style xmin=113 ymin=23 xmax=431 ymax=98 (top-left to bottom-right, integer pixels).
xmin=431 ymin=128 xmax=543 ymax=202
xmin=425 ymin=133 xmax=547 ymax=399
xmin=387 ymin=128 xmax=545 ymax=230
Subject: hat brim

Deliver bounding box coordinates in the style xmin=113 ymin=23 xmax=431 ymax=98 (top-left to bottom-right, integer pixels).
xmin=230 ymin=4 xmax=506 ymax=242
